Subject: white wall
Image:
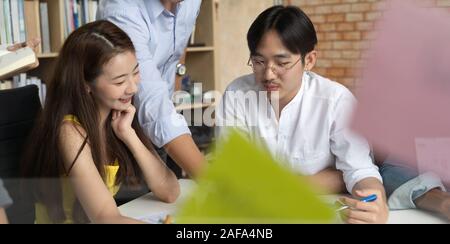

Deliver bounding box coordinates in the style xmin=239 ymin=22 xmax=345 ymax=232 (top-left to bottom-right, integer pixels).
xmin=216 ymin=0 xmax=274 ymax=92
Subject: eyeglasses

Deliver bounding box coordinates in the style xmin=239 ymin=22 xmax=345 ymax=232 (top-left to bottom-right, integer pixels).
xmin=247 ymin=56 xmax=302 ymax=76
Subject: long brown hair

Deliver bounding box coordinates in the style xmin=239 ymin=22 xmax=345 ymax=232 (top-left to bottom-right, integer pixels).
xmin=21 ymin=20 xmax=155 ymax=223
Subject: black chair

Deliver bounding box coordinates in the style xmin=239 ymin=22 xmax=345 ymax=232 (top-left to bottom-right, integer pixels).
xmin=0 ymin=85 xmax=41 ymax=224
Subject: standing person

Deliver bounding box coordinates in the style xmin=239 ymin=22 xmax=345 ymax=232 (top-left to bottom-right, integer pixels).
xmin=98 ymin=0 xmax=205 ymax=178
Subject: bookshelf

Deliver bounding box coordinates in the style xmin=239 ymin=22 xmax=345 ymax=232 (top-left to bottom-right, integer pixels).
xmin=1 ymin=0 xmax=219 ymax=153
xmin=186 ymin=46 xmax=215 ymax=53
xmin=36 ymin=52 xmax=58 ymax=58
xmin=2 ymin=0 xmax=219 ymax=111
xmin=175 ymin=101 xmax=216 ymax=112
xmin=176 ymin=0 xmax=219 ymax=155
xmin=0 ymin=0 xmax=99 ymax=86
xmin=178 ymin=0 xmax=219 ymax=111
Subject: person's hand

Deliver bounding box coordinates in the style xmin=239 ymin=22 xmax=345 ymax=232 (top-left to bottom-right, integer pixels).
xmin=111 ymin=105 xmax=137 ymax=144
xmin=7 ymin=37 xmax=41 ymax=51
xmin=340 ymin=189 xmax=389 ymax=224
xmin=440 ymin=197 xmax=450 ymax=220
xmin=6 ymin=37 xmax=41 ymax=69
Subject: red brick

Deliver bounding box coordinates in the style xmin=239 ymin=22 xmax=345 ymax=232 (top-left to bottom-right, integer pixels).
xmin=290 ymin=0 xmax=450 ymax=89
xmin=322 ymin=50 xmax=342 ymax=58
xmin=315 ymin=59 xmax=333 ymax=68
xmin=342 ymin=50 xmax=360 ymax=59
xmin=324 ymin=32 xmax=342 ymax=41
xmin=351 ymin=3 xmax=372 ymax=12
xmin=318 ymin=23 xmax=336 ymax=32
xmin=332 ymin=59 xmax=354 ymax=68
xmin=337 ymin=23 xmax=355 ymax=31
xmin=310 ymin=15 xmax=326 ymax=24
xmin=326 ymin=14 xmax=345 ymax=22
xmin=346 ymin=13 xmax=364 ymax=22
xmin=343 ymin=31 xmax=361 ymax=40
xmin=356 ymin=22 xmax=373 ymax=31
xmin=328 ymin=68 xmax=346 ymax=77
xmin=365 ymin=12 xmax=382 ymax=21
xmin=317 ymin=41 xmax=333 ymax=50
xmin=332 ymin=4 xmax=351 ymax=13
xmin=333 ymin=41 xmax=354 ymax=50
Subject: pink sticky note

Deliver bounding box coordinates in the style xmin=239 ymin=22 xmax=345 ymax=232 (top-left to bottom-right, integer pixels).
xmin=352 ymin=0 xmax=450 ymax=182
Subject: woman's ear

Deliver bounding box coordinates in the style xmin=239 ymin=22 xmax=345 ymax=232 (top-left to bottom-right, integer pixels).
xmin=304 ymin=50 xmax=317 ymax=72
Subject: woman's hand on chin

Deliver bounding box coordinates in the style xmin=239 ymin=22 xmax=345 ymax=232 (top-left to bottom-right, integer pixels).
xmin=111 ymin=105 xmax=136 ymax=143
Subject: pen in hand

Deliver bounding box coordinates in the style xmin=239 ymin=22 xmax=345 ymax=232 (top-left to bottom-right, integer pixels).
xmin=335 ymin=194 xmax=377 ymax=212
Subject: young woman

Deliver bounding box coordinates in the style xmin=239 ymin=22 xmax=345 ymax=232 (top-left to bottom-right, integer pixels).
xmin=98 ymin=0 xmax=205 ymax=178
xmin=21 ymin=20 xmax=180 ymax=224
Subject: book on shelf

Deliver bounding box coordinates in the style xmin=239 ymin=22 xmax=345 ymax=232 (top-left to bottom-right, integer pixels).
xmin=1 ymin=0 xmax=29 ymax=46
xmin=63 ymin=0 xmax=99 ymax=38
xmin=0 ymin=1 xmax=6 ymax=45
xmin=10 ymin=0 xmax=21 ymax=43
xmin=89 ymin=0 xmax=98 ymax=23
xmin=0 ymin=80 xmax=13 ymax=90
xmin=187 ymin=24 xmax=206 ymax=47
xmin=18 ymin=0 xmax=26 ymax=42
xmin=39 ymin=1 xmax=51 ymax=53
xmin=24 ymin=0 xmax=42 ymax=53
xmin=3 ymin=0 xmax=13 ymax=45
xmin=0 ymin=45 xmax=36 ymax=79
xmin=189 ymin=24 xmax=196 ymax=46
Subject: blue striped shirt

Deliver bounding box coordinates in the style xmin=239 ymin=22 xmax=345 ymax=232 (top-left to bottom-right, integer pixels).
xmin=98 ymin=0 xmax=201 ymax=147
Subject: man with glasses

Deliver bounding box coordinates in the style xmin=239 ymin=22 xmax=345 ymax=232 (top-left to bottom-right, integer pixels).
xmin=216 ymin=6 xmax=388 ymax=224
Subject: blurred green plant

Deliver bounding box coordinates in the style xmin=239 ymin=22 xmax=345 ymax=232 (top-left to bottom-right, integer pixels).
xmin=176 ymin=130 xmax=336 ymax=224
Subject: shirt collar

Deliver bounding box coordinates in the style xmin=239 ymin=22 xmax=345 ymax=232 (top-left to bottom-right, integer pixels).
xmin=280 ymin=72 xmax=308 ymax=111
xmin=147 ymin=0 xmax=166 ymax=21
xmin=147 ymin=0 xmax=183 ymax=20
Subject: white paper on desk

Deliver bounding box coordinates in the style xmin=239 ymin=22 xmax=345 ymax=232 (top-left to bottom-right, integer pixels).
xmin=136 ymin=211 xmax=173 ymax=224
xmin=0 ymin=45 xmax=10 ymax=57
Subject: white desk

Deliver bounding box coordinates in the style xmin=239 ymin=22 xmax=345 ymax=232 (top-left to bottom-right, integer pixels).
xmin=118 ymin=179 xmax=195 ymax=222
xmin=118 ymin=179 xmax=449 ymax=224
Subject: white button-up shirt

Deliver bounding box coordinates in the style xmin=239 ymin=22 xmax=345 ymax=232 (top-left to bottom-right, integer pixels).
xmin=98 ymin=0 xmax=202 ymax=147
xmin=217 ymin=72 xmax=382 ymax=193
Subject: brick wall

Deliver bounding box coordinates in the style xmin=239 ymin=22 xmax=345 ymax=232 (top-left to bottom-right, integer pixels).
xmin=286 ymin=0 xmax=450 ymax=91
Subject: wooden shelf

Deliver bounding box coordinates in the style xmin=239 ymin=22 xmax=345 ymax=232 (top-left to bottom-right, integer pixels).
xmin=35 ymin=46 xmax=215 ymax=59
xmin=37 ymin=53 xmax=59 ymax=59
xmin=20 ymin=0 xmax=219 ymax=125
xmin=175 ymin=102 xmax=216 ymax=111
xmin=186 ymin=46 xmax=214 ymax=52
xmin=33 ymin=47 xmax=214 ymax=58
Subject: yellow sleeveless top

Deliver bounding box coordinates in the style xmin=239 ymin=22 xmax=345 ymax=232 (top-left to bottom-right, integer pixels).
xmin=35 ymin=115 xmax=121 ymax=224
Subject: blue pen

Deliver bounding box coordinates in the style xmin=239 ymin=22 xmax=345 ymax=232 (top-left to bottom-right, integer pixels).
xmin=335 ymin=194 xmax=377 ymax=212
xmin=361 ymin=194 xmax=377 ymax=203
